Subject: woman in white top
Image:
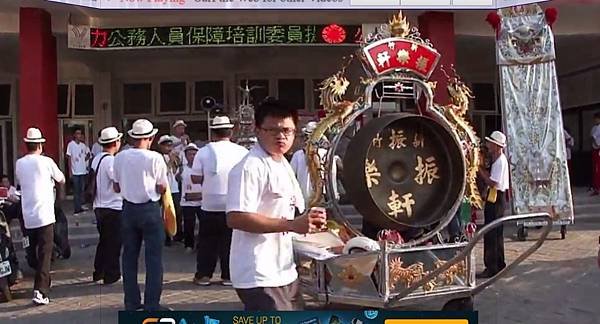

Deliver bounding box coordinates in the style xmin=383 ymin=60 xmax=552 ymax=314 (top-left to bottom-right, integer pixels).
xmin=180 ymin=143 xmax=202 ymax=252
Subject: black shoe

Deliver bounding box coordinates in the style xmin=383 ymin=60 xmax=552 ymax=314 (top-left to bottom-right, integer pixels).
xmin=92 ymin=272 xmax=104 ymax=283
xmin=103 ymin=275 xmax=121 ymax=285
xmin=476 ymin=269 xmax=496 ymax=279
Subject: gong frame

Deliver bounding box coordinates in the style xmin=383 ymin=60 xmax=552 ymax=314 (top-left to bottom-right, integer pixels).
xmin=324 ymin=74 xmax=467 ymax=247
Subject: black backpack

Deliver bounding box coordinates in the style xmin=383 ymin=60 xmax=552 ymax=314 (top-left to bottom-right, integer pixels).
xmin=85 ymin=153 xmax=109 ymax=203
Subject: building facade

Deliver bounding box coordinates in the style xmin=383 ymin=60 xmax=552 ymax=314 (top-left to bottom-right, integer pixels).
xmin=0 ymin=0 xmax=599 ymax=186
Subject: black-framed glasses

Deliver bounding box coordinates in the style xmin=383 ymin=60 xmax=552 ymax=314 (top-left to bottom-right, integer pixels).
xmin=260 ymin=127 xmax=296 ymax=137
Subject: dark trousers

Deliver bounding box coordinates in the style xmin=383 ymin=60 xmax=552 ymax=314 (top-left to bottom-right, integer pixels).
xmin=182 ymin=206 xmax=202 ymax=248
xmin=195 ymin=211 xmax=231 ymax=280
xmin=236 ymin=279 xmax=304 ymax=311
xmin=165 ymin=192 xmax=182 ymax=244
xmin=93 ymin=208 xmax=122 ymax=283
xmin=25 ymin=224 xmax=54 ymax=296
xmin=121 ymin=200 xmax=165 ymax=311
xmin=483 ymin=191 xmax=507 ymax=274
xmin=71 ymin=175 xmax=86 ymax=212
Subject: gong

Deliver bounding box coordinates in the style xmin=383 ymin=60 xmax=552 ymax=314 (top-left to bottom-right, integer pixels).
xmin=343 ymin=113 xmax=465 ymax=230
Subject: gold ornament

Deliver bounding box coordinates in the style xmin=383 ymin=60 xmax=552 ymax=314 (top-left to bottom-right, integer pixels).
xmin=389 ymin=11 xmax=410 ymax=38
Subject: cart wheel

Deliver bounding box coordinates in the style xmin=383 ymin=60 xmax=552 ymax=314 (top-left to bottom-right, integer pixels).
xmin=442 ymin=296 xmax=474 ymax=311
xmin=560 ymin=225 xmax=567 ymax=240
xmin=0 ymin=277 xmax=12 ymax=302
xmin=517 ymin=225 xmax=528 ymax=241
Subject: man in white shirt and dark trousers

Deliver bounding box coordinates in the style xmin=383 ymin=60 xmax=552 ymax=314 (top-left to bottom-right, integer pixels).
xmin=180 ymin=143 xmax=202 ymax=253
xmin=477 ymin=131 xmax=510 ymax=279
xmin=158 ymin=135 xmax=183 ymax=245
xmin=227 ymin=99 xmax=327 ymax=310
xmin=191 ymin=115 xmax=248 ymax=286
xmin=15 ymin=128 xmax=66 ymax=305
xmin=66 ymin=127 xmax=90 ymax=214
xmin=91 ymin=127 xmax=123 ymax=285
xmin=113 ymin=119 xmax=170 ymax=311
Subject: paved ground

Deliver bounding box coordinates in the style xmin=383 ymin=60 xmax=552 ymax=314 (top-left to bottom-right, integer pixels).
xmin=1 ymin=188 xmax=599 ymax=324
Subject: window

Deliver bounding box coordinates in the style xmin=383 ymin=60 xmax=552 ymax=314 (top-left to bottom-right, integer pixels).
xmin=0 ymin=84 xmax=10 ymax=116
xmin=57 ymin=84 xmax=69 ymax=116
xmin=485 ymin=115 xmax=502 ymax=134
xmin=194 ymin=81 xmax=224 ymax=111
xmin=472 ymin=83 xmax=496 ymax=112
xmin=123 ymin=83 xmax=152 ymax=115
xmin=159 ymin=82 xmax=187 ymax=113
xmin=278 ymin=79 xmax=305 ymax=110
xmin=240 ymin=80 xmax=269 ymax=107
xmin=74 ymin=84 xmax=94 ymax=116
xmin=185 ymin=120 xmax=209 ymax=143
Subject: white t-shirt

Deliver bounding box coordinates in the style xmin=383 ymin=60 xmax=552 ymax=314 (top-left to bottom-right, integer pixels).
xmin=91 ymin=143 xmax=103 ymax=158
xmin=163 ymin=153 xmax=180 ymax=194
xmin=7 ymin=186 xmax=19 ymax=202
xmin=192 ymin=140 xmax=248 ymax=212
xmin=490 ymin=153 xmax=510 ymax=192
xmin=66 ymin=140 xmax=90 ymax=175
xmin=290 ymin=148 xmax=339 ymax=205
xmin=227 ymin=144 xmax=305 ymax=289
xmin=15 ymin=154 xmax=65 ymax=229
xmin=591 ymin=125 xmax=600 ymax=150
xmin=180 ymin=165 xmax=202 ymax=207
xmin=564 ymin=130 xmax=574 ymax=160
xmin=91 ymin=153 xmax=123 ymax=210
xmin=113 ymin=148 xmax=169 ymax=204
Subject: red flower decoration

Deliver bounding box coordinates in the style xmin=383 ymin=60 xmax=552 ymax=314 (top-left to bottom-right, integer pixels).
xmin=545 ymin=8 xmax=558 ymax=28
xmin=486 ymin=12 xmax=501 ymax=34
xmin=322 ymin=24 xmax=347 ymax=44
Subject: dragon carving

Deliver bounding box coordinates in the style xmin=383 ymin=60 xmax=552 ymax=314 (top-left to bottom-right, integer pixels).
xmin=305 ymin=58 xmax=358 ymax=209
xmin=436 ymin=66 xmax=484 ymax=209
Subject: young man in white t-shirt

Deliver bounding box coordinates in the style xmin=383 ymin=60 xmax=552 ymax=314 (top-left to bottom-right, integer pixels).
xmin=15 ymin=128 xmax=66 ymax=305
xmin=477 ymin=131 xmax=510 ymax=279
xmin=66 ymin=127 xmax=90 ymax=214
xmin=191 ymin=115 xmax=248 ymax=286
xmin=227 ymin=99 xmax=327 ymax=310
xmin=180 ymin=143 xmax=202 ymax=253
xmin=113 ymin=119 xmax=170 ymax=311
xmin=90 ymin=127 xmax=123 ymax=285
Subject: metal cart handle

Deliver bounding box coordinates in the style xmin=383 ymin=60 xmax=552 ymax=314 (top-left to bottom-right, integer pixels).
xmin=385 ymin=212 xmax=552 ymax=308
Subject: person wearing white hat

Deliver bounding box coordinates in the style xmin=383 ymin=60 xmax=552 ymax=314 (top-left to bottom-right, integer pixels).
xmin=180 ymin=143 xmax=202 ymax=253
xmin=15 ymin=127 xmax=66 ymax=305
xmin=65 ymin=126 xmax=91 ymax=214
xmin=113 ymin=119 xmax=170 ymax=311
xmin=191 ymin=115 xmax=248 ymax=286
xmin=158 ymin=135 xmax=183 ymax=245
xmin=477 ymin=130 xmax=510 ymax=279
xmin=290 ymin=121 xmax=340 ymax=207
xmin=90 ymin=127 xmax=123 ymax=285
xmin=171 ymin=120 xmax=190 ymax=159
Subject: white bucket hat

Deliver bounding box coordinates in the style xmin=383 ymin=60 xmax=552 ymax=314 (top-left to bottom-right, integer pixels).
xmin=158 ymin=135 xmax=174 ymax=145
xmin=98 ymin=127 xmax=123 ymax=144
xmin=128 ymin=119 xmax=158 ymax=139
xmin=302 ymin=121 xmax=318 ymax=135
xmin=485 ymin=130 xmax=507 ymax=148
xmin=172 ymin=120 xmax=187 ymax=129
xmin=210 ymin=116 xmax=234 ymax=129
xmin=184 ymin=143 xmax=199 ymax=152
xmin=23 ymin=128 xmax=46 ymax=143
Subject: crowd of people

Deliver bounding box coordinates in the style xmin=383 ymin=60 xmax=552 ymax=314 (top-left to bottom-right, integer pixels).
xmin=0 ymin=98 xmax=326 ymax=311
xmin=0 ymin=98 xmax=590 ymax=310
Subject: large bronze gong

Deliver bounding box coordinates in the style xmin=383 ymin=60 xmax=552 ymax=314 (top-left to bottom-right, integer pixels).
xmin=343 ymin=113 xmax=465 ymax=230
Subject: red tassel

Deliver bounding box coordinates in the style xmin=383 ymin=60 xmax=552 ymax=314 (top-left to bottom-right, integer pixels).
xmin=486 ymin=12 xmax=501 ymax=38
xmin=545 ymin=8 xmax=558 ymax=28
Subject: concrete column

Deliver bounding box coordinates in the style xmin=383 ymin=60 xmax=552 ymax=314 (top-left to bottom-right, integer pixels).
xmin=19 ymin=8 xmax=58 ymax=160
